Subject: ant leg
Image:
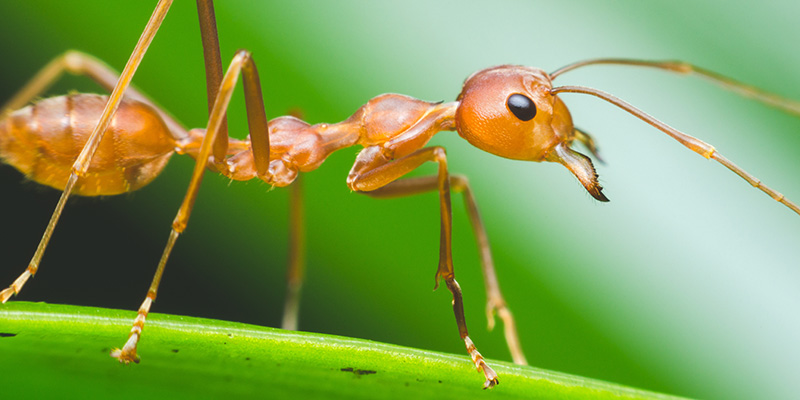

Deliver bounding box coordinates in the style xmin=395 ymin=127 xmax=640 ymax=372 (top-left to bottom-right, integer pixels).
xmin=282 ymin=176 xmax=305 ymax=331
xmin=1 ymin=50 xmax=187 ymax=142
xmin=195 ymin=0 xmax=230 ymax=172
xmin=365 ymin=175 xmax=527 ymax=365
xmin=0 ymin=0 xmax=174 ymax=304
xmin=349 ymin=146 xmax=499 ymax=389
xmin=112 ymin=49 xmax=269 ymax=363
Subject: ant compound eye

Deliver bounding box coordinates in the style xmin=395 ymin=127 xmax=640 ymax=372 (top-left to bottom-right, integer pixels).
xmin=507 ymin=93 xmax=536 ymax=121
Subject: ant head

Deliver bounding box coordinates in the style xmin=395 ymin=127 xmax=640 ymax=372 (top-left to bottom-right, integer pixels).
xmin=455 ymin=65 xmax=607 ymax=201
xmin=455 ymin=65 xmax=557 ymax=161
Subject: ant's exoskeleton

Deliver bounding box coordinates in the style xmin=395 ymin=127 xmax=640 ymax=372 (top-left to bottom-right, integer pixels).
xmin=1 ymin=0 xmax=798 ymax=389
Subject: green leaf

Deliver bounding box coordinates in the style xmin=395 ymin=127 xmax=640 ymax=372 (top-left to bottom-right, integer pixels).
xmin=0 ymin=302 xmax=685 ymax=399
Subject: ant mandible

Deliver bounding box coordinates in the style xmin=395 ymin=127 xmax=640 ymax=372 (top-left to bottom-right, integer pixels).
xmin=1 ymin=0 xmax=798 ymax=389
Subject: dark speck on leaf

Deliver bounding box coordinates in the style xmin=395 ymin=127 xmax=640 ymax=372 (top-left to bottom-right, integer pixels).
xmin=0 ymin=332 xmax=17 ymax=337
xmin=340 ymin=367 xmax=377 ymax=376
xmin=171 ymin=349 xmax=179 ymax=353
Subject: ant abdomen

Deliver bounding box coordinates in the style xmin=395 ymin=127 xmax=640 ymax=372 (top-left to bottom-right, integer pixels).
xmin=0 ymin=93 xmax=176 ymax=196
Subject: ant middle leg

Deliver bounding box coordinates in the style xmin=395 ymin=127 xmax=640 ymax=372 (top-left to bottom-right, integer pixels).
xmin=282 ymin=176 xmax=305 ymax=331
xmin=112 ymin=49 xmax=270 ymax=362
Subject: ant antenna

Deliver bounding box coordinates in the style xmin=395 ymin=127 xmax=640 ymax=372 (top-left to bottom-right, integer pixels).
xmin=550 ymin=59 xmax=800 ymax=116
xmin=549 ymin=83 xmax=800 ymax=215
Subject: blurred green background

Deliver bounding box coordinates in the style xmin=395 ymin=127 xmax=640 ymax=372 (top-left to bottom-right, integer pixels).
xmin=0 ymin=1 xmax=798 ymax=399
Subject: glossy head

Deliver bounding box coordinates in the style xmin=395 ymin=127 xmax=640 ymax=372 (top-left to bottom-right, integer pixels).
xmin=454 ymin=65 xmax=607 ymax=201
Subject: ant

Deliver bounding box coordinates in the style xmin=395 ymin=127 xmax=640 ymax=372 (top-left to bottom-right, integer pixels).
xmin=1 ymin=0 xmax=798 ymax=390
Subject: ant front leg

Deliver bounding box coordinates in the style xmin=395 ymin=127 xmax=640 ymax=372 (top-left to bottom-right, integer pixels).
xmin=348 ymin=146 xmax=500 ymax=389
xmin=364 ymin=174 xmax=527 ymax=366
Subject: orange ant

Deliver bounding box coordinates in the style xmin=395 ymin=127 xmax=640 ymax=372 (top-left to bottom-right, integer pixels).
xmin=1 ymin=0 xmax=799 ymax=389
